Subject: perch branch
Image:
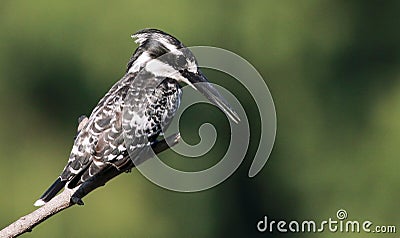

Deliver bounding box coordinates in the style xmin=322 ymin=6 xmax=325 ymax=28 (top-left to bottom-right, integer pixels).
xmin=0 ymin=133 xmax=180 ymax=238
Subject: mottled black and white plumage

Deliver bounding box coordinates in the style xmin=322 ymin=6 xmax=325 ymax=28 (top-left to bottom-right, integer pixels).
xmin=34 ymin=29 xmax=239 ymax=206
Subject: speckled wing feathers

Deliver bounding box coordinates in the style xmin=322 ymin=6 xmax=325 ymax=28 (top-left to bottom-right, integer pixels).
xmin=60 ymin=72 xmax=181 ymax=186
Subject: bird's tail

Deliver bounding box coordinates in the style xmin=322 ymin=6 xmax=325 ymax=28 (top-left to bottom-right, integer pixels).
xmin=34 ymin=177 xmax=67 ymax=206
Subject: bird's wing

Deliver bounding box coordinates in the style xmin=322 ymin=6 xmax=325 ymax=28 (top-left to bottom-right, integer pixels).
xmin=61 ymin=72 xmax=180 ymax=185
xmin=60 ymin=74 xmax=134 ymax=181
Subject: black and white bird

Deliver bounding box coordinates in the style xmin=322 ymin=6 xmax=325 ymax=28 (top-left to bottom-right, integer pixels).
xmin=34 ymin=28 xmax=239 ymax=206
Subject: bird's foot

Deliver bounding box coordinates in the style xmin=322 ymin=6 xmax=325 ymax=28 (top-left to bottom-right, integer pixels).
xmin=71 ymin=196 xmax=85 ymax=206
xmin=125 ymin=168 xmax=132 ymax=173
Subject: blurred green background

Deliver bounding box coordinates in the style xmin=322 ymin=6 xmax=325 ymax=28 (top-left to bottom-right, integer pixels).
xmin=1 ymin=0 xmax=399 ymax=237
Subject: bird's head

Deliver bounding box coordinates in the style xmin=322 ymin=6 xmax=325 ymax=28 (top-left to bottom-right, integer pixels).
xmin=127 ymin=28 xmax=240 ymax=123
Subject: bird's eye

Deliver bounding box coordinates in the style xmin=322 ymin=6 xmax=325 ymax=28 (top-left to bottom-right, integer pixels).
xmin=176 ymin=55 xmax=187 ymax=67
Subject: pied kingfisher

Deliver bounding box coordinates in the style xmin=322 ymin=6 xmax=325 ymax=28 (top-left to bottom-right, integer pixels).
xmin=34 ymin=28 xmax=239 ymax=206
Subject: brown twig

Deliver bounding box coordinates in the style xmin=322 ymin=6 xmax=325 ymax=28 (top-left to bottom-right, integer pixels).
xmin=0 ymin=133 xmax=180 ymax=238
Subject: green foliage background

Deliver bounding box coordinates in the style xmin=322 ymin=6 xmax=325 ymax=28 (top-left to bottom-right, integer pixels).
xmin=0 ymin=1 xmax=399 ymax=237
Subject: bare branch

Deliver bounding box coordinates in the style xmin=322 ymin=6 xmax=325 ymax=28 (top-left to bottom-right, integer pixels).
xmin=0 ymin=133 xmax=180 ymax=238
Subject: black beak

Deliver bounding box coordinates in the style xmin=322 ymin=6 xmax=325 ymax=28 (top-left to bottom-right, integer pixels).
xmin=183 ymin=70 xmax=240 ymax=123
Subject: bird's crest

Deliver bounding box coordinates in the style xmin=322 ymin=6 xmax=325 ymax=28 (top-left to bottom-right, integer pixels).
xmin=131 ymin=28 xmax=184 ymax=51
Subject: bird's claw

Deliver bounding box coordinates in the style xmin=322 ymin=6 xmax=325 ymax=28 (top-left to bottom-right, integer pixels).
xmin=71 ymin=196 xmax=85 ymax=206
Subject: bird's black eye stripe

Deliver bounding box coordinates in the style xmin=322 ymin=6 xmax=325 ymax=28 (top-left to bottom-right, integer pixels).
xmin=179 ymin=69 xmax=192 ymax=79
